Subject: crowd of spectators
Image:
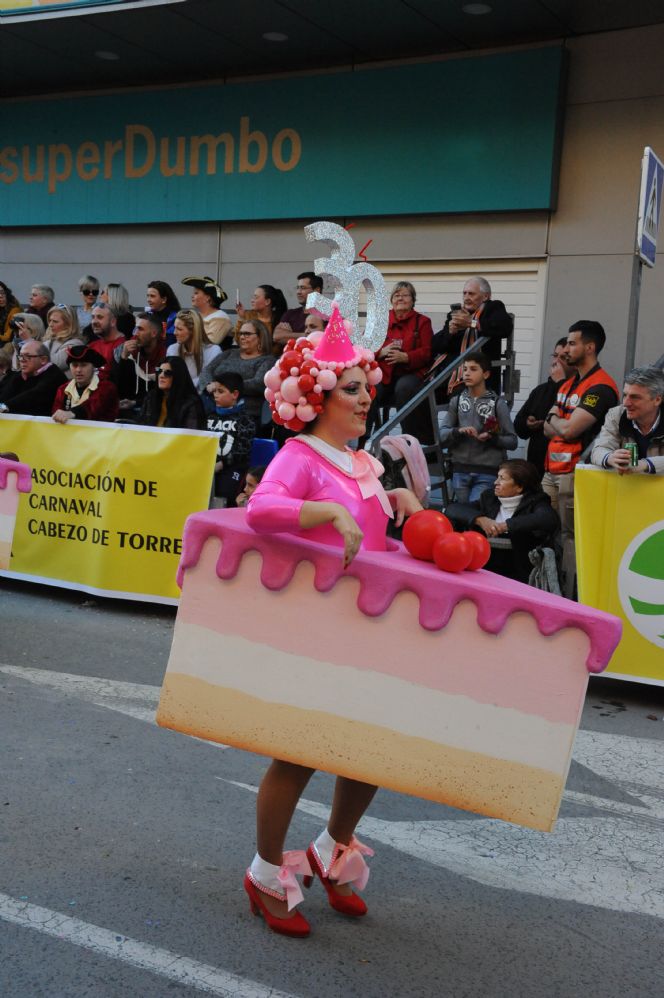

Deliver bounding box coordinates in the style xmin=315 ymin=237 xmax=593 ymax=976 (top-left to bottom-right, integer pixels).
xmin=1 ymin=269 xmax=662 ymax=584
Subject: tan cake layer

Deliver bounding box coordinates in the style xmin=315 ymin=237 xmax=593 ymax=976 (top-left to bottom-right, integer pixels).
xmin=0 ymin=539 xmax=12 ymax=570
xmin=158 ymin=672 xmax=564 ymax=831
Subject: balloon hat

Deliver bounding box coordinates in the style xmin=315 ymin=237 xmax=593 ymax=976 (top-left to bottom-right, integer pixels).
xmin=264 ymin=304 xmax=382 ymax=432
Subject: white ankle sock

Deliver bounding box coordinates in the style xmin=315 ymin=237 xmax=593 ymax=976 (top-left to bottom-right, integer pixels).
xmin=314 ymin=828 xmax=336 ymax=872
xmin=249 ymin=854 xmax=285 ymax=896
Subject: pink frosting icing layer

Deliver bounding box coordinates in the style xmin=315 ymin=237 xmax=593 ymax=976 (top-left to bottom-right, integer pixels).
xmin=177 ymin=509 xmax=622 ymax=674
xmin=0 ymin=457 xmax=32 ymax=494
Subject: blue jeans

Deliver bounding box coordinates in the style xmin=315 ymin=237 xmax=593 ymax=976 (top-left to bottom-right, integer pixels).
xmin=452 ymin=471 xmax=496 ymax=503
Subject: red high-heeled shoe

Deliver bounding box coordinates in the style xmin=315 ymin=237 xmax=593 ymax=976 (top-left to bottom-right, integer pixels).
xmin=303 ymin=842 xmax=369 ymax=917
xmin=244 ymin=872 xmax=311 ymax=937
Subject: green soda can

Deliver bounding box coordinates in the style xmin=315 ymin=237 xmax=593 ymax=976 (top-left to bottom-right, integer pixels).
xmin=625 ymin=442 xmax=639 ymax=467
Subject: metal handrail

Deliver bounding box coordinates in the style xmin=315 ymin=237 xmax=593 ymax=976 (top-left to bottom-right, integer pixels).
xmin=367 ymin=335 xmax=491 ymax=454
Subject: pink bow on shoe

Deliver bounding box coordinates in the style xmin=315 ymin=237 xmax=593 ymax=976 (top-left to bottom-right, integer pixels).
xmin=277 ymin=850 xmax=313 ymax=911
xmin=329 ymin=836 xmax=374 ymax=891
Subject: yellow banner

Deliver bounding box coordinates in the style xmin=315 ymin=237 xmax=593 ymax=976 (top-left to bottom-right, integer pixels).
xmin=575 ymin=465 xmax=664 ymax=685
xmin=0 ymin=415 xmax=217 ymax=602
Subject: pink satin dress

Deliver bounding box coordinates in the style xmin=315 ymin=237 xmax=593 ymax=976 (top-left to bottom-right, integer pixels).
xmin=246 ymin=438 xmax=392 ymax=552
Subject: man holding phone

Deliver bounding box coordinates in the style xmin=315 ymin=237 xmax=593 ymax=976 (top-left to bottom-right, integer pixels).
xmin=430 ymin=277 xmax=512 ymax=394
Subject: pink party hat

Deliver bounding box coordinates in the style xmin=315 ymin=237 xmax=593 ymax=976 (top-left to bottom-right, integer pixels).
xmin=312 ymin=304 xmax=356 ymax=364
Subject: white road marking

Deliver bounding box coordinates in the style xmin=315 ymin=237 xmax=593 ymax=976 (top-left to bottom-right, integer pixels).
xmin=224 ymin=727 xmax=664 ymax=921
xmin=0 ymin=892 xmax=296 ymax=998
xmin=0 ymin=664 xmax=227 ymax=747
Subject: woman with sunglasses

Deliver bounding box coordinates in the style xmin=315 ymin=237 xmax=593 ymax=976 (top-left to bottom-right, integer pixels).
xmin=199 ymin=319 xmax=273 ymax=421
xmin=138 ymin=356 xmax=206 ymax=430
xmin=75 ymin=275 xmax=100 ymax=335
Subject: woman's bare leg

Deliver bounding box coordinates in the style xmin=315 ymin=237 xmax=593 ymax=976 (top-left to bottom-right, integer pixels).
xmin=256 ymin=759 xmax=315 ymax=862
xmin=325 ymin=778 xmax=378 ymax=894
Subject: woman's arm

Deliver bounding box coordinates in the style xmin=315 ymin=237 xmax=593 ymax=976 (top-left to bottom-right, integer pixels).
xmin=386 ymin=488 xmax=423 ymax=526
xmin=246 ymin=446 xmax=365 ymax=567
xmin=299 ymin=501 xmax=363 ymax=568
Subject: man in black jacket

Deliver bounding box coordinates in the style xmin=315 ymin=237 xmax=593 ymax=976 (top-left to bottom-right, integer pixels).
xmin=0 ymin=340 xmax=66 ymax=416
xmin=431 ymin=277 xmax=513 ymax=394
xmin=513 ymin=338 xmax=571 ymax=476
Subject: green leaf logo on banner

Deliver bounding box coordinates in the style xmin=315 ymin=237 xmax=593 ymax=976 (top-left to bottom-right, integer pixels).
xmin=618 ymin=522 xmax=664 ymax=648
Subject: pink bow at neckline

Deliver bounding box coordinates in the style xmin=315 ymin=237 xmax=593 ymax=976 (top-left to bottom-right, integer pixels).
xmin=352 ymin=451 xmax=394 ymax=519
xmin=329 ymin=836 xmax=374 ymax=891
xmin=277 ymin=850 xmax=312 ymax=911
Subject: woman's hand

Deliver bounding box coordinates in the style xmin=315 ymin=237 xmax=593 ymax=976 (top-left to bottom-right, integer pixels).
xmin=475 ymin=515 xmax=506 ymax=537
xmin=388 ymin=487 xmax=423 ymax=527
xmin=236 ymin=302 xmax=246 ymax=319
xmin=299 ymin=501 xmax=363 ymax=568
xmin=330 ymin=505 xmax=364 ymax=568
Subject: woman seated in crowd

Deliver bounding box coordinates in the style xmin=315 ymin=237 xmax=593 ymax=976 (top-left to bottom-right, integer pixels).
xmin=75 ymin=274 xmax=100 ymax=335
xmin=236 ymin=284 xmax=287 ymax=341
xmin=99 ymin=282 xmax=134 ymax=338
xmin=445 ymin=458 xmax=560 ymax=584
xmin=146 ymin=280 xmax=181 ymax=344
xmin=0 ymin=281 xmax=22 ymax=349
xmin=368 ymin=281 xmax=433 ymax=438
xmin=199 ymin=318 xmax=273 ymax=422
xmin=45 ymin=305 xmax=84 ymax=372
xmin=138 ymin=356 xmax=205 ymax=430
xmin=181 ymin=276 xmax=232 ymax=347
xmin=52 ymin=344 xmax=119 ymax=423
xmin=166 ymin=309 xmax=221 ymax=389
xmin=7 ymin=313 xmax=45 ymax=370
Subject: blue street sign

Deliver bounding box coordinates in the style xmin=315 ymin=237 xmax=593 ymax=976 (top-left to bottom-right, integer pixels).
xmin=636 ymin=146 xmax=664 ymax=267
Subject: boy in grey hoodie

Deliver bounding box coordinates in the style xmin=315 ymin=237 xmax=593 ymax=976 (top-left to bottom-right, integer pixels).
xmin=439 ymin=351 xmax=517 ymax=502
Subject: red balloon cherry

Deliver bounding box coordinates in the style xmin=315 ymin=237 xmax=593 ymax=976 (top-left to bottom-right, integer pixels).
xmin=432 ymin=533 xmax=473 ymax=573
xmin=298 ymin=374 xmax=315 ymax=393
xmin=402 ymin=510 xmax=453 ymax=561
xmin=464 ymin=531 xmax=491 ymax=571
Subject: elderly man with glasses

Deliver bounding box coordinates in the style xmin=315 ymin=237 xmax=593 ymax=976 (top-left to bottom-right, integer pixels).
xmin=0 ymin=339 xmax=66 ymax=415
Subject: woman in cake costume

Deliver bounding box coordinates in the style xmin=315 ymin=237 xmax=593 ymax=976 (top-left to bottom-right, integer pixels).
xmin=244 ymin=307 xmax=422 ymax=937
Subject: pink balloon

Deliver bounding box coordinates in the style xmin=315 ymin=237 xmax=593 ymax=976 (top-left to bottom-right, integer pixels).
xmin=264 ymin=388 xmax=276 ymax=402
xmin=264 ymin=368 xmax=282 ymax=392
xmin=280 ymin=376 xmax=302 ymax=403
xmin=317 ymin=369 xmax=337 ymax=391
xmin=278 ymin=402 xmax=295 ymax=421
xmin=296 ymin=403 xmax=316 ymax=422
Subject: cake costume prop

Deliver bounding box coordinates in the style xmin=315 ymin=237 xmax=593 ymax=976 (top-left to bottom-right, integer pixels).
xmin=0 ymin=456 xmax=32 ymax=570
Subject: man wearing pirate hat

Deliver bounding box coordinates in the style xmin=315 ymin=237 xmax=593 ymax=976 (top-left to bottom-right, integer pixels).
xmin=182 ymin=276 xmax=232 ymax=346
xmin=52 ymin=344 xmax=119 ymax=423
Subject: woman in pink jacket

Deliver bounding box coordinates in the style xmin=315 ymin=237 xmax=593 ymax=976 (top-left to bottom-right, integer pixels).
xmin=244 ymin=308 xmax=422 ymax=937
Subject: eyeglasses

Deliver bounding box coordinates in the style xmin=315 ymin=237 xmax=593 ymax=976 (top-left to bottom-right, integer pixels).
xmin=82 ymin=289 xmax=98 ymax=296
xmin=156 ymin=368 xmax=173 ymax=376
xmin=20 ymin=353 xmax=42 ymax=360
xmin=239 ymin=330 xmax=258 ymax=337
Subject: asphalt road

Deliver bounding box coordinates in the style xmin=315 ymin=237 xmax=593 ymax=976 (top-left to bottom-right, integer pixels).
xmin=2 ymin=579 xmax=663 ymax=998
